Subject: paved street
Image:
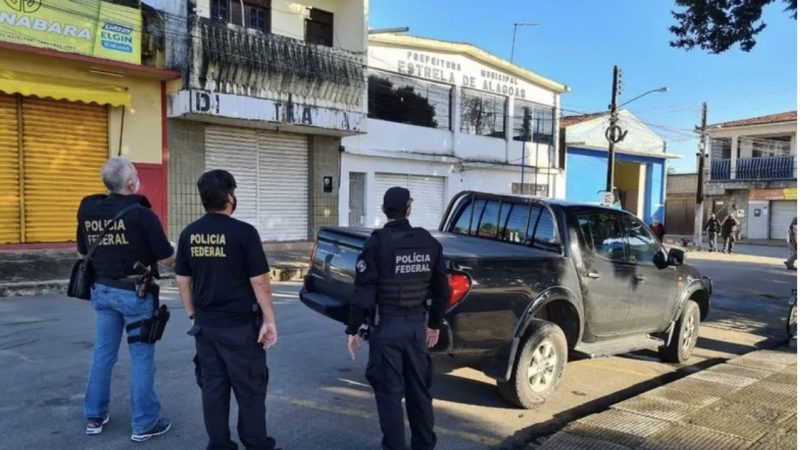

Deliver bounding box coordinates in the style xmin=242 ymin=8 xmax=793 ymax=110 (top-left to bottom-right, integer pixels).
xmin=0 ymin=245 xmax=795 ymax=449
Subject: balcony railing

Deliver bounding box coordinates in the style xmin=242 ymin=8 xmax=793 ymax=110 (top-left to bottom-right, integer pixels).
xmin=710 ymin=156 xmax=796 ymax=181
xmin=190 ymin=17 xmax=365 ymax=108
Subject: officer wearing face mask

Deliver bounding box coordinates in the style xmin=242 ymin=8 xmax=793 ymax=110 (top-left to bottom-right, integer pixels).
xmin=77 ymin=157 xmax=174 ymax=442
xmin=176 ymin=169 xmax=280 ymax=450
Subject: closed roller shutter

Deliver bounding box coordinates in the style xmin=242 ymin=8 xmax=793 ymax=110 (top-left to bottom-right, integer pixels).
xmin=205 ymin=126 xmax=259 ymax=228
xmin=374 ymin=173 xmax=445 ymax=230
xmin=0 ymin=94 xmax=20 ymax=244
xmin=770 ymin=200 xmax=796 ymax=239
xmin=204 ymin=127 xmax=309 ymax=242
xmin=23 ymin=98 xmax=107 ymax=243
xmin=257 ymin=131 xmax=308 ymax=241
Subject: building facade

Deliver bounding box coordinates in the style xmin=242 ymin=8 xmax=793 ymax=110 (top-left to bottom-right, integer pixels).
xmin=706 ymin=111 xmax=797 ymax=240
xmin=160 ymin=0 xmax=368 ymax=241
xmin=0 ymin=0 xmax=177 ymax=247
xmin=562 ymin=110 xmax=677 ymax=224
xmin=340 ymin=34 xmax=569 ymax=230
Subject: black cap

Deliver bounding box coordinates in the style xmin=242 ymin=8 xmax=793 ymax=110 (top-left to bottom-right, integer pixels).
xmin=383 ymin=186 xmax=413 ymax=212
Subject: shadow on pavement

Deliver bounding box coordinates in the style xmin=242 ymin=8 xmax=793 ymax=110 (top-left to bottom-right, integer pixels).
xmin=496 ymin=356 xmax=727 ymax=449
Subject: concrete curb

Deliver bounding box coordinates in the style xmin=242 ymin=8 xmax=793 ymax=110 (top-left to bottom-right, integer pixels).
xmin=533 ymin=346 xmax=798 ymax=449
xmin=0 ymin=265 xmax=306 ymax=298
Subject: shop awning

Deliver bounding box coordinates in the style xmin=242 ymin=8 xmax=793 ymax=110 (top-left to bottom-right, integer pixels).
xmin=0 ymin=70 xmax=130 ymax=107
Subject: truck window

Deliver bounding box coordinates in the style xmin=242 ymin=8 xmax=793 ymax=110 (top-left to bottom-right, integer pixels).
xmin=579 ymin=213 xmax=626 ymax=262
xmin=503 ymin=204 xmax=532 ymax=243
xmin=477 ymin=201 xmax=501 ymax=238
xmin=623 ymin=217 xmax=661 ymax=264
xmin=528 ymin=206 xmax=560 ymax=252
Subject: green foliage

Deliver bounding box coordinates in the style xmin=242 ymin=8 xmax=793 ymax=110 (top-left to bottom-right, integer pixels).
xmin=670 ymin=0 xmax=797 ymax=53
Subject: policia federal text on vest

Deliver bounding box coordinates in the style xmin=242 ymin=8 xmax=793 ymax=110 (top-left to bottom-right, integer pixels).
xmin=346 ymin=186 xmax=451 ymax=450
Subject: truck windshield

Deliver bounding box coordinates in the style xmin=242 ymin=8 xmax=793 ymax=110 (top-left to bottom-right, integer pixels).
xmin=447 ymin=196 xmax=561 ymax=253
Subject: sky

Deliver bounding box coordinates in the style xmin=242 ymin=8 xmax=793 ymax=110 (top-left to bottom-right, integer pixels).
xmin=369 ymin=0 xmax=798 ymax=173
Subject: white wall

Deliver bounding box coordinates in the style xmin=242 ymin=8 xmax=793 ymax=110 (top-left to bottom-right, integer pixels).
xmin=193 ymin=0 xmax=367 ymax=52
xmin=340 ymin=153 xmax=556 ymax=227
xmin=345 ymin=119 xmax=453 ymax=155
xmin=456 ymin=134 xmax=506 ymax=162
xmin=566 ymin=110 xmax=665 ymax=155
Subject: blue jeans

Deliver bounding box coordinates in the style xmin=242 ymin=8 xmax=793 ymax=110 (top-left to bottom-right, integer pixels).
xmin=84 ymin=284 xmax=160 ymax=434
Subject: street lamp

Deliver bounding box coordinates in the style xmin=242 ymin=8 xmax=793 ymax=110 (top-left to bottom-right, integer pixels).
xmin=368 ymin=27 xmax=410 ymax=34
xmin=618 ymin=87 xmax=669 ymax=108
xmin=604 ymin=67 xmax=669 ymax=195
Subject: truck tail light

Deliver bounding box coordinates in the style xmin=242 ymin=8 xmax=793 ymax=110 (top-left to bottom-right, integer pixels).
xmin=447 ymin=273 xmax=471 ymax=309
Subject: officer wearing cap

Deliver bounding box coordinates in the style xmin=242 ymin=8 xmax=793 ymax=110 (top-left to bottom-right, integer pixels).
xmin=347 ymin=186 xmax=451 ymax=450
xmin=77 ymin=157 xmax=174 ymax=442
xmin=175 ymin=169 xmax=280 ymax=450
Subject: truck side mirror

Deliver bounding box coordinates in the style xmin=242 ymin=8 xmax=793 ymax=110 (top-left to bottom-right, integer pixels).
xmin=667 ymin=248 xmax=685 ymax=266
xmin=653 ymin=251 xmax=668 ymax=269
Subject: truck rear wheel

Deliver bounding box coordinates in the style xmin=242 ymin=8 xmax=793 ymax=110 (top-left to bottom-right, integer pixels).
xmin=497 ymin=320 xmax=567 ymax=409
xmin=660 ymin=300 xmax=700 ymax=363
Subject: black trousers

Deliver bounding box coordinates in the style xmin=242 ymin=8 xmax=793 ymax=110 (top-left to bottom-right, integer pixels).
xmin=366 ymin=313 xmax=436 ymax=450
xmin=192 ymin=323 xmax=275 ymax=450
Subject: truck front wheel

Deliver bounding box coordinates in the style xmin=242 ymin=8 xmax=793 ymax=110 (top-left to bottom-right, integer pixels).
xmin=497 ymin=320 xmax=568 ymax=409
xmin=660 ymin=300 xmax=700 ymax=363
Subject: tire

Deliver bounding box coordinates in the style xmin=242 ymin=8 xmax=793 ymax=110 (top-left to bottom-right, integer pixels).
xmin=660 ymin=300 xmax=700 ymax=363
xmin=497 ymin=319 xmax=568 ymax=409
xmin=787 ymin=303 xmax=797 ymax=339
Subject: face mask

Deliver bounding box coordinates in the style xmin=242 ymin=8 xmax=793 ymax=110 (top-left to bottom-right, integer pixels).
xmin=230 ymin=194 xmax=237 ymax=213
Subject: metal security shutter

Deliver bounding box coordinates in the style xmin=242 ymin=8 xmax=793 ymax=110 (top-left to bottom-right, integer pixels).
xmin=770 ymin=200 xmax=796 ymax=239
xmin=205 ymin=126 xmax=259 ymax=228
xmin=257 ymin=131 xmax=308 ymax=241
xmin=23 ymin=98 xmax=107 ymax=243
xmin=0 ymin=94 xmax=20 ymax=244
xmin=374 ymin=173 xmax=445 ymax=230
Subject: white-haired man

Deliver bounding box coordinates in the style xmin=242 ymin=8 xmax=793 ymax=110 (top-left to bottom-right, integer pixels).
xmin=76 ymin=157 xmax=175 ymax=442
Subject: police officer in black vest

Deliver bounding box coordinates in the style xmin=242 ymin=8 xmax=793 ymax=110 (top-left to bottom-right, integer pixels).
xmin=77 ymin=157 xmax=174 ymax=442
xmin=347 ymin=186 xmax=451 ymax=450
xmin=175 ymin=169 xmax=280 ymax=450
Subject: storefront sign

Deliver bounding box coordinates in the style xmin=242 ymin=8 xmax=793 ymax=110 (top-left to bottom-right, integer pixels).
xmin=749 ymin=187 xmax=797 ymax=201
xmin=169 ymin=90 xmax=366 ymax=134
xmin=0 ymin=0 xmax=141 ymax=64
xmin=396 ymin=50 xmax=528 ymax=99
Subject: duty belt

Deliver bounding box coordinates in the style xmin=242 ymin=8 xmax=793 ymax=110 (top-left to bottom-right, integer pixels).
xmin=96 ymin=277 xmax=138 ymax=292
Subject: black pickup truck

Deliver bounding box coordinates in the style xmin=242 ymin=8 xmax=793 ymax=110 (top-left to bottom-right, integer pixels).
xmin=300 ymin=191 xmax=712 ymax=408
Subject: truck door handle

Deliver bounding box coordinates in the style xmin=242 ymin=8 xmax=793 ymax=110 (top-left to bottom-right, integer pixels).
xmin=634 ymin=273 xmax=646 ymax=282
xmin=585 ymin=270 xmax=600 ymax=279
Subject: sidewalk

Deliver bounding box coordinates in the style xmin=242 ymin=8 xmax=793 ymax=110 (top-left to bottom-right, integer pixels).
xmin=0 ymin=245 xmax=310 ymax=297
xmin=535 ymin=347 xmax=797 ymax=449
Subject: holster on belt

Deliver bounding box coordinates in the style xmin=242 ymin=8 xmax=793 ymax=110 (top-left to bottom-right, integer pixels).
xmin=126 ymin=263 xmax=170 ymax=344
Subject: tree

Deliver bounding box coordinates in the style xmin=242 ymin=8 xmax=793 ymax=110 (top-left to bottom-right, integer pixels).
xmin=669 ymin=0 xmax=797 ymax=53
xmin=367 ymin=75 xmax=438 ymax=127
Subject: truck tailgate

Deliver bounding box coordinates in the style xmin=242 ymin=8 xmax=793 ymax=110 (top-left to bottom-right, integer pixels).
xmin=300 ymin=227 xmax=371 ymax=324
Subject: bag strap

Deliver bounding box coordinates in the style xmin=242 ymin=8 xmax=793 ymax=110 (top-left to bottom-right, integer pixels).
xmin=84 ymin=203 xmax=140 ymax=262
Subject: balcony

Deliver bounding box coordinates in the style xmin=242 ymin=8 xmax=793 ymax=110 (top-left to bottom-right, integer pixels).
xmin=710 ymin=156 xmax=796 ymax=181
xmin=189 ymin=17 xmax=365 ymax=110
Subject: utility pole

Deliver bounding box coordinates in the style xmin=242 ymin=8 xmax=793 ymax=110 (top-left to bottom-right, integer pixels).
xmin=605 ymin=65 xmax=626 ymax=194
xmin=693 ymin=102 xmax=708 ymax=248
xmin=520 ymin=106 xmax=532 ymax=193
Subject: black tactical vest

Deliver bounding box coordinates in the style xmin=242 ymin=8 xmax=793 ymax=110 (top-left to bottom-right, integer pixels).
xmin=375 ymin=226 xmax=437 ymax=309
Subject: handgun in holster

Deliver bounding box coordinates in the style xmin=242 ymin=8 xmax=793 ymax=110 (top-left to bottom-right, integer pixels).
xmin=359 ymin=305 xmax=381 ymax=341
xmin=126 ymin=262 xmax=170 ymax=344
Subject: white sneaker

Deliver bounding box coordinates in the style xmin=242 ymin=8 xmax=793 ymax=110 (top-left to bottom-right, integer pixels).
xmin=85 ymin=417 xmax=109 ymax=435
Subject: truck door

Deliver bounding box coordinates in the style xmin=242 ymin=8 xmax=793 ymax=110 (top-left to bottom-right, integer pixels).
xmin=576 ymin=213 xmax=638 ymax=337
xmin=621 ymin=216 xmax=677 ymax=332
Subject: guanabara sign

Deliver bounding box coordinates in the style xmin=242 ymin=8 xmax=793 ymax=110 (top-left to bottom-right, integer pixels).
xmin=0 ymin=0 xmax=142 ymax=64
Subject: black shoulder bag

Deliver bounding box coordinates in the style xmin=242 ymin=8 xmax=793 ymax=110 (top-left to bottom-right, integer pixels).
xmin=67 ymin=204 xmax=139 ymax=300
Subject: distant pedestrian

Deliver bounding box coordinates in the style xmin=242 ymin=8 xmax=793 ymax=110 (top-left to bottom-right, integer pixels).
xmin=649 ymin=218 xmax=665 ymax=242
xmin=703 ymin=213 xmax=721 ymax=252
xmin=786 ymin=216 xmax=797 ymax=270
xmin=720 ymin=212 xmax=740 ymax=254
